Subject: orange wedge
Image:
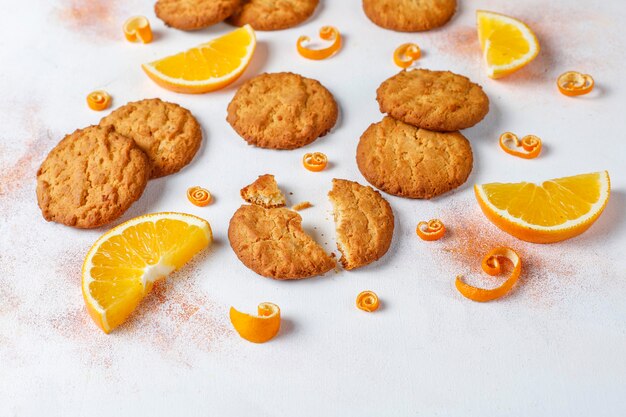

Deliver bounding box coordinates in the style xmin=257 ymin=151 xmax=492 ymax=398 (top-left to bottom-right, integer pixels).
xmin=82 ymin=212 xmax=212 ymax=333
xmin=230 ymin=303 xmax=281 ymax=343
xmin=142 ymin=25 xmax=256 ymax=94
xmin=475 ymin=171 xmax=610 ymax=243
xmin=476 ymin=10 xmax=540 ymax=79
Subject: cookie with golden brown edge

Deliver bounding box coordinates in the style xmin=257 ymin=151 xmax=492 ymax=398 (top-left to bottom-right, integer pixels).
xmin=155 ymin=0 xmax=242 ymax=31
xmin=100 ymin=98 xmax=202 ymax=178
xmin=227 ymin=0 xmax=318 ymax=31
xmin=329 ymin=179 xmax=394 ymax=270
xmin=228 ymin=204 xmax=335 ymax=280
xmin=376 ymin=69 xmax=490 ymax=132
xmin=363 ymin=0 xmax=456 ymax=32
xmin=356 ymin=117 xmax=473 ymax=199
xmin=240 ymin=174 xmax=286 ymax=208
xmin=227 ymin=72 xmax=337 ymax=149
xmin=36 ymin=125 xmax=150 ymax=229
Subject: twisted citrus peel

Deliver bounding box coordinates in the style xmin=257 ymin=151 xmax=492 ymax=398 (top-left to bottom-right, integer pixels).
xmin=499 ymin=132 xmax=542 ymax=159
xmin=356 ymin=291 xmax=380 ymax=312
xmin=557 ymin=71 xmax=594 ymax=96
xmin=393 ymin=43 xmax=421 ymax=68
xmin=416 ymin=219 xmax=445 ymax=241
xmin=297 ymin=26 xmax=341 ymax=60
xmin=123 ymin=16 xmax=153 ymax=43
xmin=187 ymin=186 xmax=212 ymax=207
xmin=303 ymin=152 xmax=328 ymax=172
xmin=86 ymin=90 xmax=111 ymax=111
xmin=230 ymin=303 xmax=281 ymax=343
xmin=455 ymin=247 xmax=521 ymax=302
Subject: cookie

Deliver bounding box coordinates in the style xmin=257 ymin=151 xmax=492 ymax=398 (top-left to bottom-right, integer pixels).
xmin=100 ymin=98 xmax=202 ymax=178
xmin=356 ymin=117 xmax=473 ymax=199
xmin=227 ymin=0 xmax=318 ymax=31
xmin=228 ymin=204 xmax=335 ymax=280
xmin=240 ymin=174 xmax=286 ymax=208
xmin=362 ymin=0 xmax=456 ymax=32
xmin=328 ymin=179 xmax=394 ymax=270
xmin=376 ymin=69 xmax=490 ymax=132
xmin=227 ymin=72 xmax=337 ymax=149
xmin=155 ymin=0 xmax=242 ymax=30
xmin=36 ymin=125 xmax=150 ymax=229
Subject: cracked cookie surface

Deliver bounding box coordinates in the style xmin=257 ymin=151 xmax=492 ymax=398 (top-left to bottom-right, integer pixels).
xmin=377 ymin=69 xmax=489 ymax=131
xmin=363 ymin=0 xmax=456 ymax=32
xmin=227 ymin=72 xmax=338 ymax=149
xmin=155 ymin=0 xmax=242 ymax=30
xmin=227 ymin=0 xmax=318 ymax=31
xmin=36 ymin=125 xmax=150 ymax=229
xmin=329 ymin=179 xmax=394 ymax=270
xmin=228 ymin=204 xmax=335 ymax=279
xmin=356 ymin=117 xmax=473 ymax=199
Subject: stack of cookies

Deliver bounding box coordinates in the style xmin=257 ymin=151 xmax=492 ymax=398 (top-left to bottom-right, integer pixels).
xmin=356 ymin=69 xmax=490 ymax=199
xmin=36 ymin=98 xmax=202 ymax=228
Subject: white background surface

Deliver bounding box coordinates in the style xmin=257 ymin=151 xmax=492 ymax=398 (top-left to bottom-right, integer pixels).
xmin=1 ymin=0 xmax=625 ymax=415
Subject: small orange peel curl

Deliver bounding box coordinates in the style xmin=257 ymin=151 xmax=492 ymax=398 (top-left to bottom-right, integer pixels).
xmin=86 ymin=90 xmax=111 ymax=111
xmin=303 ymin=152 xmax=328 ymax=172
xmin=416 ymin=219 xmax=445 ymax=241
xmin=393 ymin=43 xmax=421 ymax=68
xmin=455 ymin=247 xmax=522 ymax=302
xmin=356 ymin=291 xmax=380 ymax=312
xmin=229 ymin=302 xmax=281 ymax=343
xmin=557 ymin=71 xmax=594 ymax=97
xmin=297 ymin=26 xmax=341 ymax=60
xmin=123 ymin=16 xmax=153 ymax=44
xmin=499 ymin=132 xmax=542 ymax=159
xmin=187 ymin=186 xmax=212 ymax=207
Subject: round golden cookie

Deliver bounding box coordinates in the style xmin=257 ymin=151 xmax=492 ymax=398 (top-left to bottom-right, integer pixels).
xmin=226 ymin=72 xmax=338 ymax=149
xmin=36 ymin=125 xmax=150 ymax=229
xmin=356 ymin=117 xmax=473 ymax=199
xmin=228 ymin=204 xmax=335 ymax=280
xmin=377 ymin=69 xmax=490 ymax=132
xmin=100 ymin=98 xmax=202 ymax=178
xmin=362 ymin=0 xmax=456 ymax=32
xmin=328 ymin=179 xmax=394 ymax=270
xmin=155 ymin=0 xmax=242 ymax=31
xmin=227 ymin=0 xmax=319 ymax=31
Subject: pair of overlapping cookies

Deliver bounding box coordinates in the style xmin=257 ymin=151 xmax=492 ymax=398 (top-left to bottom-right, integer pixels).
xmin=357 ymin=69 xmax=490 ymax=199
xmin=229 ymin=175 xmax=394 ymax=279
xmin=155 ymin=0 xmax=319 ymax=31
xmin=36 ymin=99 xmax=202 ymax=228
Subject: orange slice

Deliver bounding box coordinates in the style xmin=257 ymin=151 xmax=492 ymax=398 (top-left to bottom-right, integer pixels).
xmin=476 ymin=10 xmax=540 ymax=79
xmin=230 ymin=303 xmax=281 ymax=343
xmin=142 ymin=25 xmax=256 ymax=94
xmin=475 ymin=171 xmax=610 ymax=243
xmin=82 ymin=213 xmax=212 ymax=333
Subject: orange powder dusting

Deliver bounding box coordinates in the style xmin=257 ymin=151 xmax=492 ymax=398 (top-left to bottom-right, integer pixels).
xmin=55 ymin=0 xmax=120 ymax=40
xmin=428 ymin=25 xmax=481 ymax=62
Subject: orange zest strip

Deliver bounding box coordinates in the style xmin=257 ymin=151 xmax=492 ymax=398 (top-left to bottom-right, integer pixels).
xmin=416 ymin=219 xmax=445 ymax=241
xmin=297 ymin=26 xmax=341 ymax=60
xmin=557 ymin=71 xmax=594 ymax=96
xmin=86 ymin=90 xmax=111 ymax=111
xmin=123 ymin=16 xmax=153 ymax=44
xmin=356 ymin=291 xmax=380 ymax=312
xmin=455 ymin=247 xmax=522 ymax=302
xmin=230 ymin=303 xmax=281 ymax=343
xmin=499 ymin=132 xmax=542 ymax=159
xmin=393 ymin=43 xmax=421 ymax=68
xmin=187 ymin=186 xmax=212 ymax=207
xmin=302 ymin=152 xmax=328 ymax=172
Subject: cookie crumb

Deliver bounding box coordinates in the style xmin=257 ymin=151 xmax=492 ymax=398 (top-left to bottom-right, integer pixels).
xmin=292 ymin=201 xmax=313 ymax=211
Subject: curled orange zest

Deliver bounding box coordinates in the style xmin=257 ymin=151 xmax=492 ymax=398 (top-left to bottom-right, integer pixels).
xmin=187 ymin=186 xmax=212 ymax=207
xmin=86 ymin=90 xmax=111 ymax=111
xmin=499 ymin=132 xmax=542 ymax=159
xmin=356 ymin=291 xmax=380 ymax=312
xmin=303 ymin=152 xmax=328 ymax=172
xmin=297 ymin=26 xmax=341 ymax=60
xmin=455 ymin=247 xmax=522 ymax=302
xmin=557 ymin=71 xmax=594 ymax=96
xmin=123 ymin=16 xmax=153 ymax=44
xmin=416 ymin=219 xmax=445 ymax=241
xmin=393 ymin=43 xmax=421 ymax=68
xmin=230 ymin=303 xmax=281 ymax=343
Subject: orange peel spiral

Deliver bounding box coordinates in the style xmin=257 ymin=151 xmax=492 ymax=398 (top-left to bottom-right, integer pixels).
xmin=557 ymin=71 xmax=594 ymax=96
xmin=302 ymin=152 xmax=328 ymax=172
xmin=86 ymin=90 xmax=111 ymax=111
xmin=297 ymin=26 xmax=341 ymax=60
xmin=455 ymin=247 xmax=522 ymax=302
xmin=499 ymin=132 xmax=542 ymax=159
xmin=187 ymin=186 xmax=212 ymax=207
xmin=356 ymin=291 xmax=380 ymax=312
xmin=416 ymin=219 xmax=446 ymax=241
xmin=123 ymin=16 xmax=153 ymax=44
xmin=393 ymin=43 xmax=421 ymax=68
